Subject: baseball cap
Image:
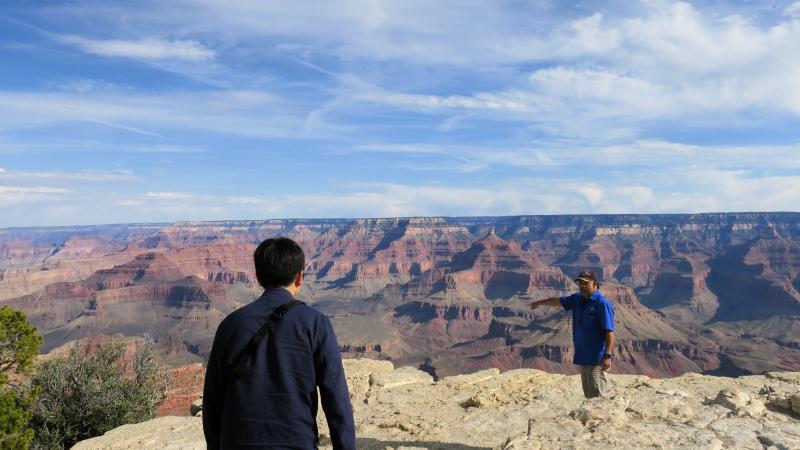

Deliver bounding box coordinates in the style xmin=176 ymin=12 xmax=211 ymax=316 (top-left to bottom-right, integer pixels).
xmin=574 ymin=270 xmax=600 ymax=286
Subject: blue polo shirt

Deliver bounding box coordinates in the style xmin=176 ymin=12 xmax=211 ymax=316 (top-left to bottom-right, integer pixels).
xmin=560 ymin=290 xmax=615 ymax=366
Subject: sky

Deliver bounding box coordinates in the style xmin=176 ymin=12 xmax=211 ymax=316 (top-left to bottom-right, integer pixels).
xmin=1 ymin=0 xmax=800 ymax=227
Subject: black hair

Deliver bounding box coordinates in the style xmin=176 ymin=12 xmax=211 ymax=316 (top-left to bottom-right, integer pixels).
xmin=253 ymin=237 xmax=305 ymax=289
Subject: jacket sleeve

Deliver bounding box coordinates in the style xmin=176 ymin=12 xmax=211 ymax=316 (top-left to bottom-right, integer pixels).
xmin=314 ymin=315 xmax=356 ymax=450
xmin=202 ymin=325 xmax=226 ymax=450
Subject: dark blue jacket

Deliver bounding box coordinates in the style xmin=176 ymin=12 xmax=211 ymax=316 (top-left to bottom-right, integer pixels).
xmin=203 ymin=288 xmax=355 ymax=450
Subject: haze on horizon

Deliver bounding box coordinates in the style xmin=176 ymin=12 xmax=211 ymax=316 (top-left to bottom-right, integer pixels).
xmin=1 ymin=0 xmax=800 ymax=227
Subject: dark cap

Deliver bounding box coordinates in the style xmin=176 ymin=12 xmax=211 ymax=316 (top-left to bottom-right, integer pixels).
xmin=575 ymin=270 xmax=600 ymax=286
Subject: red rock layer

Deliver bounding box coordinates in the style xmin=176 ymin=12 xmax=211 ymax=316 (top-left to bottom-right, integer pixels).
xmin=157 ymin=363 xmax=205 ymax=417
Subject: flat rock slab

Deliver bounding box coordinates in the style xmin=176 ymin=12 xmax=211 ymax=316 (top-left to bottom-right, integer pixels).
xmin=71 ymin=416 xmax=204 ymax=450
xmin=369 ymin=367 xmax=434 ymax=389
xmin=442 ymin=368 xmax=500 ymax=387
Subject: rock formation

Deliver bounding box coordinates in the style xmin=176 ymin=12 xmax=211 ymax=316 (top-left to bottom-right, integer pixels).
xmin=1 ymin=213 xmax=799 ymax=377
xmin=72 ymin=358 xmax=800 ymax=450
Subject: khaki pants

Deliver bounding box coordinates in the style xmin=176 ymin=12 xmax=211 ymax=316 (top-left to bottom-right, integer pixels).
xmin=580 ymin=365 xmax=607 ymax=398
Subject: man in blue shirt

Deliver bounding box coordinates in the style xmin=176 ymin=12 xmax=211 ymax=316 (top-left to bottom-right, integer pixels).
xmin=203 ymin=237 xmax=355 ymax=449
xmin=529 ymin=271 xmax=615 ymax=398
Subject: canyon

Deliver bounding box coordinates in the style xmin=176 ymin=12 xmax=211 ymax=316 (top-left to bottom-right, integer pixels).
xmin=2 ymin=213 xmax=799 ymax=381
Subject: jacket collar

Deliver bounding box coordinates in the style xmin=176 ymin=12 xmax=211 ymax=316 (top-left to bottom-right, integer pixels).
xmin=258 ymin=287 xmax=295 ymax=303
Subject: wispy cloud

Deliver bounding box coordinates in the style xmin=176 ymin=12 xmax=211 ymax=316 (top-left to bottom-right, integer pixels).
xmin=2 ymin=1 xmax=798 ymax=225
xmin=0 ymin=185 xmax=74 ymax=208
xmin=130 ymin=145 xmax=205 ymax=153
xmin=144 ymin=191 xmax=266 ymax=205
xmin=51 ymin=34 xmax=214 ymax=61
xmin=347 ymin=140 xmax=800 ymax=172
xmin=348 ymin=144 xmax=486 ymax=173
xmin=0 ymin=186 xmax=71 ymax=194
xmin=0 ymin=168 xmax=139 ymax=182
xmin=0 ymin=138 xmax=204 ymax=154
xmin=786 ymin=2 xmax=800 ymax=17
xmin=0 ymin=90 xmax=316 ymax=139
xmin=3 ymin=167 xmax=799 ymax=227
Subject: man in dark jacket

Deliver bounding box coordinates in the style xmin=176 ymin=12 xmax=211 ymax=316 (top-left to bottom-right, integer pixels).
xmin=203 ymin=237 xmax=355 ymax=449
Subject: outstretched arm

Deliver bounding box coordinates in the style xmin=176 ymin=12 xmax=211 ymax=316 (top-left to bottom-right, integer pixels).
xmin=529 ymin=297 xmax=562 ymax=310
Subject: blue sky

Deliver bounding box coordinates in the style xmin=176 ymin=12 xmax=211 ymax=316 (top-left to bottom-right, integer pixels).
xmin=1 ymin=0 xmax=799 ymax=227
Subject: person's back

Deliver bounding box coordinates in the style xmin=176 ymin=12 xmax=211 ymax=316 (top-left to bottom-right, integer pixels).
xmin=203 ymin=238 xmax=355 ymax=450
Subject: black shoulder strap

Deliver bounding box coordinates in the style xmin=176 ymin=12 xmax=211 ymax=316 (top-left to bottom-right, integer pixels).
xmin=231 ymin=299 xmax=304 ymax=376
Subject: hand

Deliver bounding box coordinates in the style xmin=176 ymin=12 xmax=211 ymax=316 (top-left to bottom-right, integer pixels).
xmin=601 ymin=358 xmax=611 ymax=371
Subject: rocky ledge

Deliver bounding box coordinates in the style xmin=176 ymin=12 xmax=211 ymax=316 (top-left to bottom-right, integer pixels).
xmin=73 ymin=359 xmax=800 ymax=450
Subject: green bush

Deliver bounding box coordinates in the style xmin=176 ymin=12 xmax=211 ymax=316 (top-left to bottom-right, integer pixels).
xmin=30 ymin=339 xmax=168 ymax=449
xmin=0 ymin=305 xmax=43 ymax=450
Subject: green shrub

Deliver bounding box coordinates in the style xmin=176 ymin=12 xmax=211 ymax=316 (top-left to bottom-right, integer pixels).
xmin=0 ymin=306 xmax=43 ymax=450
xmin=30 ymin=339 xmax=168 ymax=449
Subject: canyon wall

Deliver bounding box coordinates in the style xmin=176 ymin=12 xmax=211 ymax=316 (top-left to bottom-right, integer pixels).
xmin=1 ymin=213 xmax=799 ymax=377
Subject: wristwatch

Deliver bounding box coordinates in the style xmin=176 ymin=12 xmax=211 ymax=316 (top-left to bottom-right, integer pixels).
xmin=603 ymin=353 xmax=613 ymax=360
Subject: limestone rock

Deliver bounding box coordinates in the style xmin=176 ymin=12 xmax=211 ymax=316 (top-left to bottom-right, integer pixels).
xmin=461 ymin=390 xmax=501 ymax=408
xmin=734 ymin=398 xmax=765 ymax=418
xmin=443 ymin=368 xmax=499 ymax=387
xmin=570 ymin=396 xmax=630 ymax=429
xmin=712 ymin=389 xmax=750 ymax=410
xmin=72 ymin=359 xmax=800 ymax=450
xmin=766 ymin=372 xmax=800 ymax=384
xmin=369 ymin=367 xmax=433 ymax=389
xmin=709 ymin=418 xmax=764 ymax=449
xmin=70 ymin=416 xmax=203 ymax=450
xmin=344 ymin=358 xmax=395 ymax=401
xmin=792 ymin=392 xmax=800 ymax=414
xmin=344 ymin=358 xmax=395 ymax=378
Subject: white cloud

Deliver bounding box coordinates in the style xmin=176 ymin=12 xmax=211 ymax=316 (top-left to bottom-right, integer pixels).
xmin=59 ymin=1 xmax=800 ymax=70
xmin=576 ymin=185 xmax=604 ymax=206
xmin=130 ymin=145 xmax=205 ymax=153
xmin=55 ymin=78 xmax=128 ymax=94
xmin=348 ymin=143 xmax=486 ymax=172
xmin=52 ymin=34 xmax=214 ymax=61
xmin=3 ymin=167 xmax=799 ymax=227
xmin=0 ymin=90 xmax=315 ymax=139
xmin=144 ymin=191 xmax=201 ymax=200
xmin=0 ymin=169 xmax=138 ymax=182
xmin=0 ymin=185 xmax=74 ymax=208
xmin=0 ymin=186 xmax=71 ymax=194
xmin=24 ymin=1 xmax=800 ymax=140
xmin=0 ymin=138 xmax=205 ymax=155
xmin=786 ymin=2 xmax=800 ymax=17
xmin=295 ymin=2 xmax=800 ymax=138
xmin=348 ymin=140 xmax=800 ymax=173
xmin=144 ymin=191 xmax=267 ymax=205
